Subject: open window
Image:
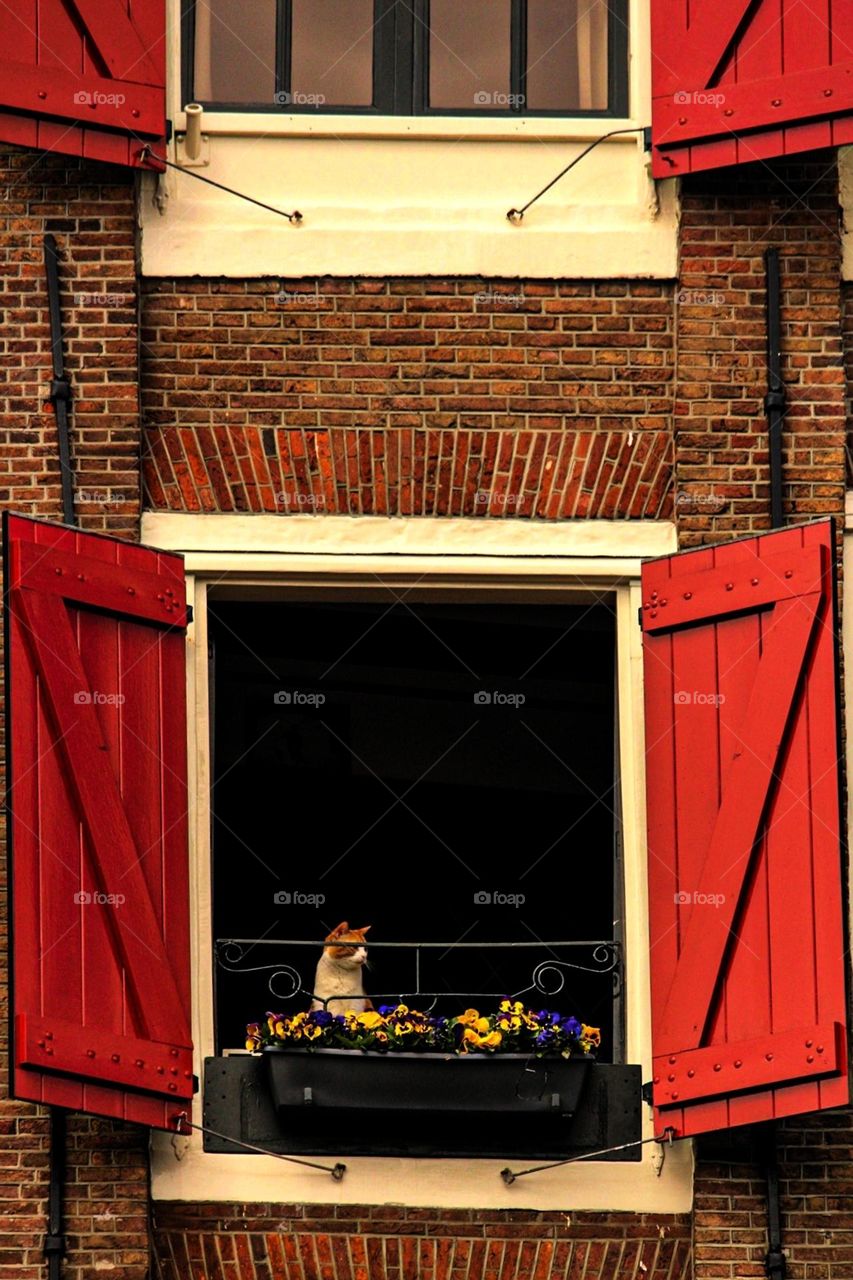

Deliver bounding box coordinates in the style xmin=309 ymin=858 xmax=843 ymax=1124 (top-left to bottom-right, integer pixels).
xmin=187 ymin=0 xmax=629 ymax=117
xmin=208 ymin=586 xmax=628 ymax=1158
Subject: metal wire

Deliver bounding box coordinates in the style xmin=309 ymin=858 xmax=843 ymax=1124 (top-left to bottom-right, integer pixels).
xmin=139 ymin=150 xmax=302 ymax=223
xmin=506 ymin=127 xmax=647 ymax=222
xmin=172 ymin=1112 xmax=345 ymax=1180
xmin=500 ymin=1127 xmax=675 ymax=1183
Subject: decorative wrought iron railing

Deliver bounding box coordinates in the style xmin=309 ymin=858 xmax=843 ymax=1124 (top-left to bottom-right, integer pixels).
xmin=214 ymin=937 xmax=622 ymax=1011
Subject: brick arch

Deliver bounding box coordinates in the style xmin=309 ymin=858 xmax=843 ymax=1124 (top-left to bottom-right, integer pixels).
xmin=143 ymin=425 xmax=673 ymax=519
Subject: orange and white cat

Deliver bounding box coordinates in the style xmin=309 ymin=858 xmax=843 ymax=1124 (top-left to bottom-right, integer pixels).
xmin=310 ymin=922 xmax=373 ymax=1014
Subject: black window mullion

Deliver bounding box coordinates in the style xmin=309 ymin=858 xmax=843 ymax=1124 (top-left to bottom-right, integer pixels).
xmin=411 ymin=0 xmax=428 ymax=115
xmin=278 ymin=0 xmax=291 ymax=106
xmin=511 ymin=0 xmax=525 ymax=114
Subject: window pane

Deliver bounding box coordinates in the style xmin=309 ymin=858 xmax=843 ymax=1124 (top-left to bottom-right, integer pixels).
xmin=193 ymin=0 xmax=276 ymax=104
xmin=429 ymin=0 xmax=511 ymax=110
xmin=527 ymin=0 xmax=609 ymax=111
xmin=291 ymin=0 xmax=374 ymax=107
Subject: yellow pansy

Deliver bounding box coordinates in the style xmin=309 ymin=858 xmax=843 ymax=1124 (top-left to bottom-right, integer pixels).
xmin=456 ymin=1009 xmax=481 ymax=1027
xmin=357 ymin=1011 xmax=383 ymax=1028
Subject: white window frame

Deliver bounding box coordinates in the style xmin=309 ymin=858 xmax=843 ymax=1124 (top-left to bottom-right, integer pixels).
xmin=144 ymin=513 xmax=693 ymax=1211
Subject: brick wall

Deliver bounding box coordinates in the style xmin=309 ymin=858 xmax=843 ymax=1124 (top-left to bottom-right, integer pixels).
xmin=151 ymin=1203 xmax=692 ymax=1279
xmin=140 ymin=280 xmax=674 ymax=518
xmin=675 ymin=152 xmax=847 ymax=547
xmin=0 ymin=145 xmax=149 ymax=1280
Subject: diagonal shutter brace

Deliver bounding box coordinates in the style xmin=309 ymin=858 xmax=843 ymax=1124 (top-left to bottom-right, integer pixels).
xmin=172 ymin=1112 xmax=346 ymax=1180
xmin=500 ymin=1127 xmax=676 ymax=1183
xmin=506 ymin=127 xmax=649 ymax=222
xmin=139 ymin=148 xmax=302 ymax=223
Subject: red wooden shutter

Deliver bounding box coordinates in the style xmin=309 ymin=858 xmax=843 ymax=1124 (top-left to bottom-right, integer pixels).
xmin=5 ymin=514 xmax=191 ymax=1130
xmin=651 ymin=0 xmax=853 ymax=177
xmin=643 ymin=521 xmax=848 ymax=1139
xmin=0 ymin=0 xmax=165 ymax=169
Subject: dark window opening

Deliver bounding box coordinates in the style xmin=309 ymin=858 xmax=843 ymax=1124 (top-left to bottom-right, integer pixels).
xmin=186 ymin=0 xmax=629 ymax=117
xmin=209 ymin=593 xmax=622 ymax=1156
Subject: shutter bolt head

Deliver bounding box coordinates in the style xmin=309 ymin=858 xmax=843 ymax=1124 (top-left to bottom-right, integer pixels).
xmin=766 ymin=1053 xmax=774 ymax=1061
xmin=37 ymin=1040 xmax=45 ymax=1048
xmin=55 ymin=568 xmax=63 ymax=576
xmin=111 ymin=1054 xmax=120 ymax=1063
xmin=86 ymin=1050 xmax=95 ymax=1058
xmin=724 ymin=108 xmax=733 ymax=117
xmin=725 ymin=582 xmax=734 ymax=591
xmin=157 ymin=1066 xmax=165 ymax=1074
xmin=166 ymin=589 xmax=174 ymax=597
xmin=805 ymin=1039 xmax=813 ymax=1048
xmin=170 ymin=1067 xmax=179 ymax=1075
xmin=168 ymin=1083 xmax=177 ymax=1092
xmin=816 ymin=1045 xmax=824 ymax=1054
xmin=668 ymin=1057 xmax=676 ymax=1065
xmin=683 ymin=591 xmax=692 ymax=600
xmin=653 ymin=1076 xmax=660 ymax=1084
xmin=170 ymin=1049 xmax=179 ymax=1057
xmin=157 ymin=594 xmax=165 ymax=602
xmin=132 ymin=109 xmax=140 ymax=118
xmin=785 ymin=570 xmax=793 ymax=578
xmin=678 ymin=116 xmax=687 ymax=125
xmin=807 ymin=1054 xmax=815 ymax=1063
xmin=650 ymin=610 xmax=657 ymax=618
xmin=667 ymin=1073 xmax=675 ymax=1082
xmin=687 ymin=1069 xmax=695 ymax=1078
xmin=127 ymin=587 xmax=135 ymax=596
xmin=45 ymin=1032 xmax=52 ymax=1040
xmin=136 ymin=1059 xmax=144 ymax=1068
xmin=734 ymin=1060 xmax=742 ymax=1068
xmin=713 ymin=1063 xmax=722 ymax=1072
xmin=77 ymin=574 xmax=85 ymax=581
xmin=38 ymin=90 xmax=47 ymax=100
xmin=751 ymin=578 xmax=759 ymax=586
xmin=184 ymin=1070 xmax=192 ymax=1079
xmin=825 ymin=89 xmax=833 ymax=97
xmin=772 ymin=98 xmax=782 ymax=107
xmin=671 ymin=1091 xmax=678 ymax=1099
xmin=45 ymin=1047 xmax=53 ymax=1055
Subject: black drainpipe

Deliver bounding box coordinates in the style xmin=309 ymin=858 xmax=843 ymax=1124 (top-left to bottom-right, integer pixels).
xmin=44 ymin=1109 xmax=66 ymax=1280
xmin=761 ymin=1123 xmax=787 ymax=1280
xmin=764 ymin=248 xmax=787 ymax=529
xmin=43 ymin=234 xmax=75 ymax=526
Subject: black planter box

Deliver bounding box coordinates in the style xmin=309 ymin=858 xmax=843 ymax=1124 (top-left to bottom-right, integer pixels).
xmin=264 ymin=1046 xmax=591 ymax=1117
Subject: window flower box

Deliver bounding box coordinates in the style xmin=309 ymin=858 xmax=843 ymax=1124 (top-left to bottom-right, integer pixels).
xmin=262 ymin=1045 xmax=592 ymax=1118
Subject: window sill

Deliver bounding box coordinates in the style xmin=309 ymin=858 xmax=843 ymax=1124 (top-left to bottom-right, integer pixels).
xmin=173 ymin=109 xmax=641 ymax=144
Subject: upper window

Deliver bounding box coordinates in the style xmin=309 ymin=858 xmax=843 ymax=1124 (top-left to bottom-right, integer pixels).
xmin=187 ymin=0 xmax=628 ymax=116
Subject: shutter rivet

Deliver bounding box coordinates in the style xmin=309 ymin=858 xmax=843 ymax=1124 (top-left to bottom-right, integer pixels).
xmin=157 ymin=594 xmax=165 ymax=602
xmin=816 ymin=1045 xmax=824 ymax=1054
xmin=136 ymin=1059 xmax=144 ymax=1068
xmin=650 ymin=610 xmax=657 ymax=618
xmin=166 ymin=589 xmax=174 ymax=597
xmin=37 ymin=1040 xmax=45 ymax=1049
xmin=170 ymin=1067 xmax=179 ymax=1076
xmin=38 ymin=90 xmax=47 ymax=100
xmin=671 ymin=1091 xmax=679 ymax=1099
xmin=171 ymin=1049 xmax=179 ymax=1057
xmin=653 ymin=1076 xmax=660 ymax=1084
xmin=772 ymin=98 xmax=782 ymax=107
xmin=724 ymin=108 xmax=733 ymax=117
xmin=668 ymin=1057 xmax=676 ymax=1065
xmin=111 ymin=1054 xmax=120 ymax=1063
xmin=667 ymin=1073 xmax=675 ymax=1082
xmin=785 ymin=570 xmax=793 ymax=578
xmin=824 ymin=89 xmax=833 ymax=97
xmin=45 ymin=1048 xmax=53 ymax=1055
xmin=45 ymin=1032 xmax=53 ymax=1040
xmin=807 ymin=1054 xmax=815 ymax=1063
xmin=687 ymin=1069 xmax=695 ymax=1078
xmin=660 ymin=599 xmax=668 ymax=606
xmin=678 ymin=116 xmax=687 ymax=125
xmin=766 ymin=1053 xmax=774 ymax=1061
xmin=751 ymin=578 xmax=759 ymax=586
xmin=184 ymin=1071 xmax=192 ymax=1079
xmin=86 ymin=1050 xmax=95 ymax=1058
xmin=168 ymin=1083 xmax=177 ymax=1092
xmin=157 ymin=1066 xmax=165 ymax=1074
xmin=683 ymin=591 xmax=692 ymax=600
xmin=725 ymin=582 xmax=734 ymax=591
xmin=734 ymin=1060 xmax=742 ymax=1068
xmin=77 ymin=574 xmax=85 ymax=581
xmin=132 ymin=109 xmax=140 ymax=119
xmin=805 ymin=1039 xmax=813 ymax=1048
xmin=127 ymin=587 xmax=135 ymax=595
xmin=713 ymin=1063 xmax=722 ymax=1072
xmin=55 ymin=568 xmax=63 ymax=576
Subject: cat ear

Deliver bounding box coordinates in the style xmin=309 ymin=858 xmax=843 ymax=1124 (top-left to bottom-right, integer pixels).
xmin=328 ymin=921 xmax=349 ymax=939
xmin=359 ymin=925 xmax=372 ymax=935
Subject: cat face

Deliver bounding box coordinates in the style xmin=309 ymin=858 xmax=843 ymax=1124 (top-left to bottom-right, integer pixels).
xmin=324 ymin=921 xmax=371 ymax=969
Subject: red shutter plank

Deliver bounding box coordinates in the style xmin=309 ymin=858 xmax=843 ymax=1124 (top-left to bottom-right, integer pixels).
xmin=651 ymin=0 xmax=853 ymax=175
xmin=0 ymin=0 xmax=164 ymax=169
xmin=643 ymin=521 xmax=848 ymax=1138
xmin=6 ymin=514 xmax=191 ymax=1130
